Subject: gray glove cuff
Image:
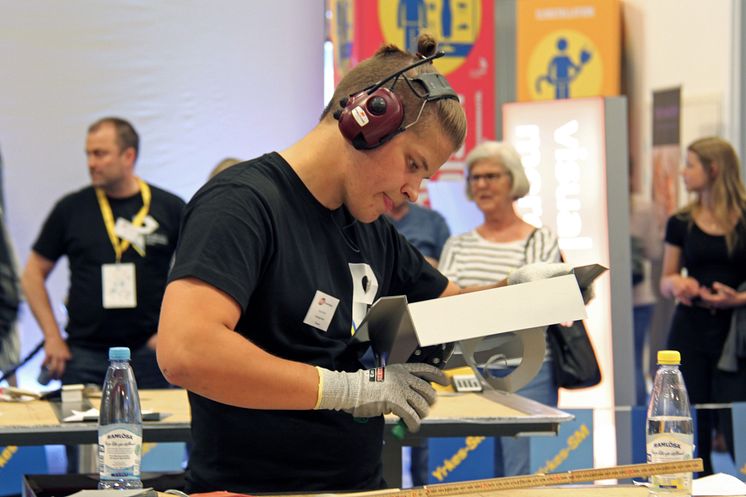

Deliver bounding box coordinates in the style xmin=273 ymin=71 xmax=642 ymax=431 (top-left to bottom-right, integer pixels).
xmin=314 ymin=366 xmax=361 ymax=411
xmin=313 ymin=364 xmax=448 ymax=432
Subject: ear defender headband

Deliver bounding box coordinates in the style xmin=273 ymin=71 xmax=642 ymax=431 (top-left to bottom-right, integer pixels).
xmin=333 ymin=51 xmax=459 ymax=150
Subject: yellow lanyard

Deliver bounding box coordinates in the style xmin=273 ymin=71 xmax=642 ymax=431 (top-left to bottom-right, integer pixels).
xmin=95 ymin=178 xmax=151 ymax=262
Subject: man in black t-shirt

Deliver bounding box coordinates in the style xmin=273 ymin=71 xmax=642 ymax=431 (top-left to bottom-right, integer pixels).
xmin=21 ymin=117 xmax=185 ymax=389
xmin=158 ymin=37 xmax=570 ymax=494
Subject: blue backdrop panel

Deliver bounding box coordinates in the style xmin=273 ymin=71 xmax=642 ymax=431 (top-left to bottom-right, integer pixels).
xmin=427 ymin=436 xmax=494 ymax=484
xmin=141 ymin=442 xmax=186 ymax=472
xmin=732 ymin=402 xmax=746 ymax=481
xmin=631 ymin=405 xmax=648 ymax=464
xmin=0 ymin=446 xmax=48 ymax=497
xmin=530 ymin=409 xmax=593 ymax=473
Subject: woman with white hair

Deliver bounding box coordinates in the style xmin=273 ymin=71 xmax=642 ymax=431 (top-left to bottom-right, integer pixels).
xmin=438 ymin=140 xmax=560 ymax=477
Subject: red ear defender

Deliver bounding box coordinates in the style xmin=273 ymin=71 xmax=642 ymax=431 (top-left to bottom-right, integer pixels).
xmin=335 ymin=50 xmax=456 ymax=150
xmin=337 ymin=87 xmax=404 ymax=150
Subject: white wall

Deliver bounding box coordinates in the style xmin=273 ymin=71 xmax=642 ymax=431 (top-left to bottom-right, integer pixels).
xmin=0 ymin=1 xmax=324 ymax=384
xmin=623 ymin=0 xmax=737 ymax=197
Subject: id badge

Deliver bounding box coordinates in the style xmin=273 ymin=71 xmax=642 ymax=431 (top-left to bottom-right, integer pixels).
xmin=303 ymin=290 xmax=340 ymax=332
xmin=102 ymin=263 xmax=137 ymax=309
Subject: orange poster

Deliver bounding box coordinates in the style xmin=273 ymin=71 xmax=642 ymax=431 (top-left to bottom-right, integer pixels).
xmin=516 ymin=0 xmax=620 ymax=101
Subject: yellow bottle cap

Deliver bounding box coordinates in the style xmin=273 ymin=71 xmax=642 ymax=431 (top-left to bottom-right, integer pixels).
xmin=657 ymin=350 xmax=681 ymax=365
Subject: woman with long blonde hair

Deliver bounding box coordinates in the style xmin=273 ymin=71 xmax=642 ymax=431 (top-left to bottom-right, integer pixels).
xmin=660 ymin=136 xmax=746 ymax=475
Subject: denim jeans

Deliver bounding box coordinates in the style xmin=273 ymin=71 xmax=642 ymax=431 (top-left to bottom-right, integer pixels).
xmin=62 ymin=342 xmax=169 ymax=389
xmin=493 ymin=360 xmax=558 ymax=477
xmin=633 ymin=304 xmax=654 ymax=406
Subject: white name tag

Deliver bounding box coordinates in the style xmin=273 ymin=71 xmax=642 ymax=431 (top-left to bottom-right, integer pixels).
xmin=101 ymin=263 xmax=137 ymax=309
xmin=303 ymin=290 xmax=340 ymax=332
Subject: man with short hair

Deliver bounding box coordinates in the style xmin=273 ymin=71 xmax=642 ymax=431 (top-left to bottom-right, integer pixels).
xmin=385 ymin=201 xmax=450 ymax=267
xmin=21 ymin=117 xmax=185 ymax=389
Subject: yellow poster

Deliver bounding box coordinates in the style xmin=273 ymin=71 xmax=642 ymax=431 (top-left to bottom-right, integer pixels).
xmin=517 ymin=0 xmax=620 ymax=101
xmin=376 ymin=0 xmax=482 ymax=75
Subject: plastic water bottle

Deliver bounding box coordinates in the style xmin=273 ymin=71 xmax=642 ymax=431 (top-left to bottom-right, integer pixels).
xmin=98 ymin=347 xmax=143 ymax=489
xmin=646 ymin=350 xmax=693 ymax=495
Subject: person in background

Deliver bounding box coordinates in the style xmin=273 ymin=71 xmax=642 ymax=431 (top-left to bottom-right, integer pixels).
xmin=660 ymin=136 xmax=746 ymax=475
xmin=629 ymin=189 xmax=664 ymax=406
xmin=20 ymin=117 xmax=185 ymax=469
xmin=0 ymin=180 xmax=21 ymax=385
xmin=385 ymin=199 xmax=450 ymax=485
xmin=438 ymin=140 xmax=561 ymax=477
xmin=0 ymin=146 xmax=21 ymax=387
xmin=156 ymin=34 xmax=570 ymax=493
xmin=208 ymin=157 xmax=242 ymax=180
xmin=385 ymin=201 xmax=450 ymax=267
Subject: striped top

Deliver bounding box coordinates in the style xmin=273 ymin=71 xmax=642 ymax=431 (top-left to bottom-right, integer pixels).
xmin=439 ymin=226 xmax=561 ymax=363
xmin=439 ymin=226 xmax=561 ymax=287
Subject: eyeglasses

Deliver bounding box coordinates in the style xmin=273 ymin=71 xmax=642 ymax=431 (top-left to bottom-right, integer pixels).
xmin=467 ymin=172 xmax=508 ymax=184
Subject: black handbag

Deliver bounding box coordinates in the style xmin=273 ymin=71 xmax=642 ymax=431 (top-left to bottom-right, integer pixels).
xmin=523 ymin=228 xmax=601 ymax=389
xmin=546 ymin=320 xmax=602 ymax=389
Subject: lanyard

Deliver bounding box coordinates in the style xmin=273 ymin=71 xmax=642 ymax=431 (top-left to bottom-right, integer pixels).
xmin=95 ymin=178 xmax=151 ymax=262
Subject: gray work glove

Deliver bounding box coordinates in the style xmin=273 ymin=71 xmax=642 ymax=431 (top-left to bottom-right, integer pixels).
xmin=507 ymin=262 xmax=572 ymax=285
xmin=315 ymin=363 xmax=448 ymax=432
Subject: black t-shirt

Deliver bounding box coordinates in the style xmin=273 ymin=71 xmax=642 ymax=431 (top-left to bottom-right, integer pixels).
xmin=33 ymin=184 xmax=185 ymax=349
xmin=665 ymin=213 xmax=746 ymax=290
xmin=169 ymin=152 xmax=448 ymax=493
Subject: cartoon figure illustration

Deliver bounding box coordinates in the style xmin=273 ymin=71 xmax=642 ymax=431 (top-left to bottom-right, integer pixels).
xmin=535 ymin=37 xmax=592 ymax=99
xmin=385 ymin=0 xmax=476 ymax=65
xmin=398 ymin=0 xmax=428 ymax=53
xmin=441 ymin=0 xmax=452 ymax=38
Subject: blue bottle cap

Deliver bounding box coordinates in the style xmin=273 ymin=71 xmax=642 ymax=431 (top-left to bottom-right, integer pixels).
xmin=109 ymin=347 xmax=131 ymax=361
